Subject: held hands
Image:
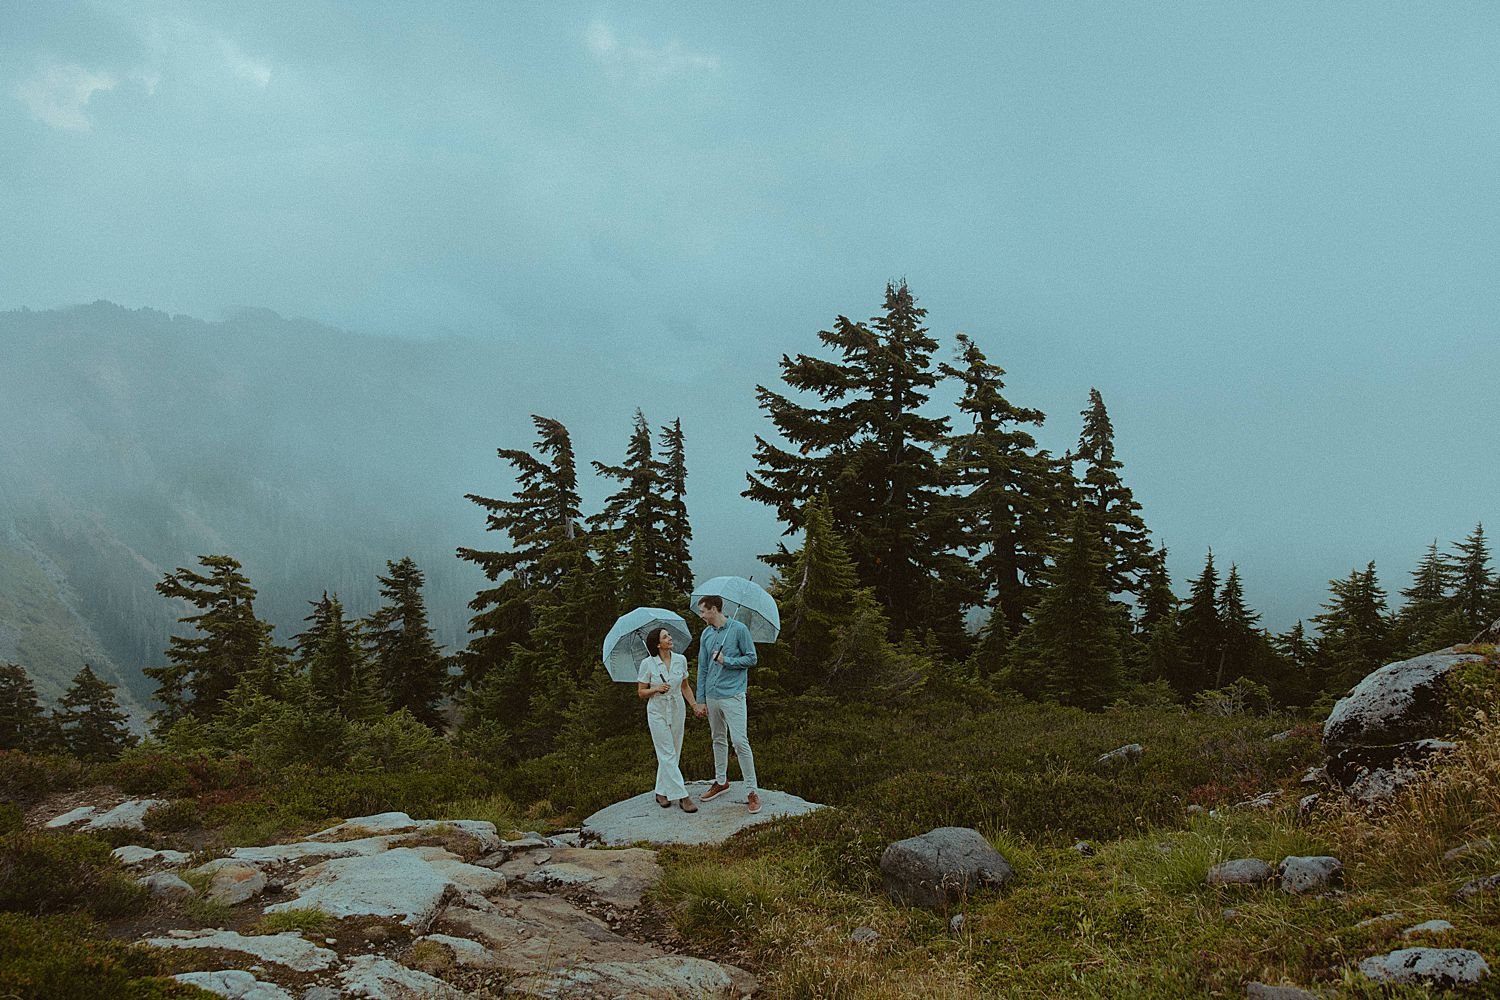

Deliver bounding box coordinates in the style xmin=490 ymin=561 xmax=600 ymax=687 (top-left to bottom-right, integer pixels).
xmin=693 ymin=703 xmax=708 ymax=719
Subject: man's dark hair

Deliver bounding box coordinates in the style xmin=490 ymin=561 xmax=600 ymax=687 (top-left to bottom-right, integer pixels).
xmin=646 ymin=627 xmax=668 ymax=655
xmin=697 ymin=595 xmax=723 ymax=613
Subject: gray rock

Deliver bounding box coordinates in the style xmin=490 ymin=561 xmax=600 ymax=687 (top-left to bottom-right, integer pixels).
xmin=1356 ymin=911 xmax=1404 ymax=928
xmin=1279 ymin=856 xmax=1342 ymax=894
xmin=1403 ymin=919 xmax=1455 ymax=937
xmin=849 ymin=926 xmax=879 ymax=945
xmin=1237 ymin=791 xmax=1281 ymax=810
xmin=145 ymin=930 xmax=338 ymax=973
xmin=1299 ymin=765 xmax=1327 ymax=786
xmin=1186 ymin=804 xmax=1206 ymax=816
xmin=1328 ymin=740 xmax=1458 ymax=787
xmin=1457 ymin=873 xmax=1500 ymax=900
xmin=264 ymin=846 xmax=506 ymax=929
xmin=1071 ymin=841 xmax=1095 ymax=857
xmin=1095 ymin=743 xmax=1143 ymax=768
xmin=1205 ymin=859 xmax=1273 ymax=887
xmin=1246 ymin=983 xmax=1320 ymax=999
xmin=582 ymin=781 xmax=823 ymax=847
xmin=113 ymin=846 xmax=192 ymax=867
xmin=141 ymin=872 xmax=196 ymax=901
xmin=302 ymin=989 xmax=339 ymax=1000
xmin=1444 ymin=837 xmax=1494 ymax=864
xmin=1297 ymin=793 xmax=1320 ymax=819
xmin=949 ymin=914 xmax=968 ymax=934
xmin=194 ymin=860 xmax=267 ymax=906
xmin=1267 ymin=729 xmax=1296 ymax=742
xmin=336 ymin=955 xmax=469 ymax=999
xmin=510 ymin=956 xmax=745 ymax=999
xmin=1358 ymin=947 xmax=1490 ymax=987
xmin=1222 ymin=908 xmax=1240 ymax=920
xmin=1324 ymin=647 xmax=1484 ymax=749
xmin=498 ymin=847 xmax=662 ymax=909
xmin=172 ymin=970 xmax=293 ymax=1000
xmin=879 ymin=827 xmax=1015 ymax=910
xmin=1347 ymin=766 xmax=1423 ymax=807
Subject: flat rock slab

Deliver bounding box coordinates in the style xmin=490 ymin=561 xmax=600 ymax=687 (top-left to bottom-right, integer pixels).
xmin=263 ymin=846 xmax=505 ymax=929
xmin=309 ymin=811 xmax=501 ymax=854
xmin=438 ymin=897 xmax=658 ymax=971
xmin=146 ymin=930 xmax=338 ymax=973
xmin=511 ymin=955 xmax=748 ymax=999
xmin=1206 ymin=859 xmax=1273 ymax=887
xmin=499 ymin=847 xmax=662 ymax=909
xmin=114 ymin=846 xmax=191 ymax=867
xmin=582 ymin=781 xmax=823 ymax=846
xmin=173 ymin=970 xmax=294 ymax=1000
xmin=46 ymin=798 xmax=166 ymax=832
xmin=1359 ymin=947 xmax=1490 ymax=987
xmin=337 ymin=954 xmax=469 ymax=999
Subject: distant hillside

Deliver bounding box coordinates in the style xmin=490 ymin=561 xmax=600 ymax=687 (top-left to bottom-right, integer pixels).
xmin=0 ymin=302 xmax=579 ymax=717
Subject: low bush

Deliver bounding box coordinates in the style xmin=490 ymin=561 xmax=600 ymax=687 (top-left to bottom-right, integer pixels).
xmin=0 ymin=831 xmax=144 ymax=918
xmin=0 ymin=750 xmax=85 ymax=804
xmin=0 ymin=912 xmax=214 ymax=999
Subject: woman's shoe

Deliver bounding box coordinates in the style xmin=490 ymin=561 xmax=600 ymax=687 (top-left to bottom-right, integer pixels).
xmin=679 ymin=797 xmax=698 ymax=813
xmin=655 ymin=794 xmax=670 ymax=808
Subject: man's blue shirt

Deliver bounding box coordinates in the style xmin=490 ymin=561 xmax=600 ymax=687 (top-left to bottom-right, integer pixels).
xmin=695 ymin=617 xmax=757 ymax=701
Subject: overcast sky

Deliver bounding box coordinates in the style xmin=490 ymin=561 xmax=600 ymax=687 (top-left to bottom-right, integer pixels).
xmin=3 ymin=2 xmax=1498 ymax=630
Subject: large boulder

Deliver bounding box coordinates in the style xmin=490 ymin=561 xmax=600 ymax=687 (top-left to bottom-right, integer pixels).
xmin=1324 ymin=647 xmax=1483 ymax=749
xmin=879 ymin=827 xmax=1015 ymax=909
xmin=1358 ymin=947 xmax=1490 ymax=987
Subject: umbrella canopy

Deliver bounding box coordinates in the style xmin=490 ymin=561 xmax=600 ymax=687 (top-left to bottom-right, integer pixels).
xmin=600 ymin=607 xmax=693 ymax=682
xmin=690 ymin=576 xmax=781 ymax=643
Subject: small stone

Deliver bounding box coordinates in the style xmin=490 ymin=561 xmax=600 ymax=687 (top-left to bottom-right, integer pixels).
xmin=1156 ymin=842 xmax=1174 ymax=854
xmin=1186 ymin=804 xmax=1206 ymax=816
xmin=1206 ymin=859 xmax=1273 ymax=887
xmin=1297 ymin=794 xmax=1320 ymax=820
xmin=1403 ymin=919 xmax=1455 ymax=937
xmin=849 ymin=926 xmax=879 ymax=945
xmin=1267 ymin=729 xmax=1295 ymax=742
xmin=1356 ymin=911 xmax=1405 ymax=928
xmin=1221 ymin=908 xmax=1240 ymax=920
xmin=1278 ymin=856 xmax=1342 ymax=894
xmin=1246 ymin=983 xmax=1320 ymax=999
xmin=1095 ymin=743 xmax=1143 ymax=768
xmin=1071 ymin=841 xmax=1095 ymax=857
xmin=532 ymin=853 xmax=552 ymax=865
xmin=1456 ymin=873 xmax=1500 ymax=900
xmin=1299 ymin=765 xmax=1327 ymax=786
xmin=1358 ymin=947 xmax=1490 ymax=987
xmin=1237 ymin=791 xmax=1281 ymax=810
xmin=949 ymin=914 xmax=968 ymax=934
xmin=303 ymin=989 xmax=339 ymax=1000
xmin=141 ymin=872 xmax=196 ymax=901
xmin=1444 ymin=838 xmax=1494 ymax=864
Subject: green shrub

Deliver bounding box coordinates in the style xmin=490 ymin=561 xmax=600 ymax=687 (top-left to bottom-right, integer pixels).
xmin=95 ymin=746 xmax=193 ymax=796
xmin=0 ymin=831 xmax=145 ymax=918
xmin=0 ymin=912 xmax=214 ymax=999
xmin=0 ymin=750 xmax=85 ymax=804
xmin=0 ymin=801 xmax=24 ymax=834
xmin=143 ymin=798 xmax=202 ymax=833
xmin=251 ymin=908 xmax=334 ymax=936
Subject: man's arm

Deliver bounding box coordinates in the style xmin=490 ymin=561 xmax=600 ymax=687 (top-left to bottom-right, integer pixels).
xmin=695 ymin=647 xmax=708 ymax=702
xmin=719 ymin=621 xmax=757 ymax=669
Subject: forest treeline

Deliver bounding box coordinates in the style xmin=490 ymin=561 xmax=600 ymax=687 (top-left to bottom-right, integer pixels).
xmin=2 ymin=282 xmax=1497 ymax=763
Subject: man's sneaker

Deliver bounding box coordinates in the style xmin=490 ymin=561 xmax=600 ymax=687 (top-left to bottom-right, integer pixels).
xmin=701 ymin=781 xmax=731 ymax=801
xmin=746 ymin=791 xmax=762 ymax=814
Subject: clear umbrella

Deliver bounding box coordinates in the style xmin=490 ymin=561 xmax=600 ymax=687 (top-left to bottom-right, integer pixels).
xmin=600 ymin=607 xmax=693 ymax=682
xmin=690 ymin=576 xmax=781 ymax=643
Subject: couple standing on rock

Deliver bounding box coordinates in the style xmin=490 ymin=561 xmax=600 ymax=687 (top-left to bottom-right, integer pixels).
xmin=636 ymin=595 xmax=760 ymax=817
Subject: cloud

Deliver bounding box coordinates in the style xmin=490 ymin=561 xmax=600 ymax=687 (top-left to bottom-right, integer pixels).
xmin=15 ymin=62 xmax=117 ymax=130
xmin=585 ymin=21 xmax=719 ymax=82
xmin=219 ymin=39 xmax=272 ymax=88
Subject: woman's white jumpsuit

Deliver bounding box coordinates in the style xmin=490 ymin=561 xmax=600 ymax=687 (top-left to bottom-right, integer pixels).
xmin=638 ymin=652 xmax=689 ymax=801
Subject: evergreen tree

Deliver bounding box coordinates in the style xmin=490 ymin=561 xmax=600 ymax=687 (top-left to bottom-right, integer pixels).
xmin=1392 ymin=541 xmax=1466 ymax=655
xmin=0 ymin=662 xmax=49 ymax=752
xmin=589 ymin=411 xmax=677 ymax=609
xmin=144 ymin=555 xmax=280 ymax=727
xmin=1312 ymin=562 xmax=1391 ymax=693
xmin=366 ymin=557 xmax=447 ymax=730
xmin=744 ymin=281 xmax=963 ymax=643
xmin=298 ymin=593 xmax=373 ymax=718
xmin=1135 ymin=547 xmax=1177 ymax=638
xmin=1129 ymin=547 xmax=1182 ymax=689
xmin=55 ymin=665 xmax=133 ymax=761
xmin=763 ymin=495 xmax=928 ymax=700
xmin=1271 ymin=621 xmax=1319 ymax=706
xmin=457 ymin=415 xmax=588 ymax=690
xmin=1174 ymin=550 xmax=1220 ymax=697
xmin=939 ymin=333 xmax=1064 ymax=634
xmin=658 ymin=418 xmax=694 ymax=598
xmin=1215 ymin=565 xmax=1261 ymax=687
xmin=1007 ymin=509 xmax=1126 ymax=709
xmin=1070 ymin=388 xmax=1153 ymax=600
xmin=1450 ymin=524 xmax=1494 ymax=632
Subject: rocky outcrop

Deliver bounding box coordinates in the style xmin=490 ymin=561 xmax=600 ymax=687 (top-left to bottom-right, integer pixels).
xmin=879 ymin=826 xmax=1015 ymax=909
xmin=1358 ymin=947 xmax=1490 ymax=987
xmin=582 ymin=780 xmax=823 ymax=847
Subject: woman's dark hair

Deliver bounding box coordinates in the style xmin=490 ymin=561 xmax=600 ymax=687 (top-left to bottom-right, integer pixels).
xmin=646 ymin=627 xmax=668 ymax=656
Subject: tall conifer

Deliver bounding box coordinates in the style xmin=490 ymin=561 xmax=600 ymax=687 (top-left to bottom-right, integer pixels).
xmin=56 ymin=665 xmax=134 ymax=761
xmin=366 ymin=557 xmax=446 ymax=730
xmin=939 ymin=333 xmax=1063 ymax=633
xmin=1007 ymin=509 xmax=1125 ymax=709
xmin=658 ymin=418 xmax=693 ymax=598
xmin=144 ymin=555 xmax=279 ymax=728
xmin=1313 ymin=562 xmax=1391 ymax=693
xmin=1215 ymin=565 xmax=1261 ymax=687
xmin=1174 ymin=550 xmax=1220 ymax=696
xmin=1450 ymin=524 xmax=1494 ymax=631
xmin=1070 ymin=388 xmax=1153 ymax=600
xmin=590 ymin=411 xmax=676 ymax=609
xmin=745 ymin=281 xmax=961 ymax=642
xmin=0 ymin=663 xmax=49 ymax=752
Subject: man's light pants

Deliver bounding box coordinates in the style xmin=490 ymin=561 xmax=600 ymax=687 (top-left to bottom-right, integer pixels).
xmin=707 ymin=692 xmax=757 ymax=793
xmin=646 ymin=692 xmax=689 ymax=800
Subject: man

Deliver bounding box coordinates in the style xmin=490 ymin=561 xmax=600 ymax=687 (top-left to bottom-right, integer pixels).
xmin=693 ymin=595 xmax=761 ymax=813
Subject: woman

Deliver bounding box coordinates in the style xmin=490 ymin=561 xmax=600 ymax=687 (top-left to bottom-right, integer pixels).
xmin=638 ymin=627 xmax=699 ymax=813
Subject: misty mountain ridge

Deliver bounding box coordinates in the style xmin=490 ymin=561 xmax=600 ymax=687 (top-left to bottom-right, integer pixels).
xmin=0 ymin=300 xmax=673 ymax=716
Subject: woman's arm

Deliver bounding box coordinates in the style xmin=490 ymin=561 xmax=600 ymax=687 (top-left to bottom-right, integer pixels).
xmin=680 ymin=676 xmax=698 ymax=710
